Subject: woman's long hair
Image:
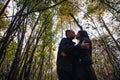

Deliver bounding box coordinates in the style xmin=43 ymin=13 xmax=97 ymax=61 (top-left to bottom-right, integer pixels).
xmin=78 ymin=30 xmax=92 ymax=56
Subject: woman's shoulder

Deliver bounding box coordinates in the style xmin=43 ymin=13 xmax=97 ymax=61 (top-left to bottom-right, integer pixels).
xmin=82 ymin=37 xmax=90 ymax=43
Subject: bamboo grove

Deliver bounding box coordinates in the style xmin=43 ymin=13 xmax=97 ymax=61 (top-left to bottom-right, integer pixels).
xmin=0 ymin=0 xmax=120 ymax=80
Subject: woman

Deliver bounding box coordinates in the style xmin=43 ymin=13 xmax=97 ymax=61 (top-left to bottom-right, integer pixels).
xmin=73 ymin=30 xmax=97 ymax=80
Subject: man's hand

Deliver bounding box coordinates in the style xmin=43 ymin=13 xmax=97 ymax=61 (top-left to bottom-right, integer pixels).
xmin=81 ymin=41 xmax=90 ymax=49
xmin=61 ymin=52 xmax=67 ymax=57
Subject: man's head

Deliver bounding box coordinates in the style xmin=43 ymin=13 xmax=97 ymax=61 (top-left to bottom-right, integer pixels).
xmin=65 ymin=30 xmax=75 ymax=39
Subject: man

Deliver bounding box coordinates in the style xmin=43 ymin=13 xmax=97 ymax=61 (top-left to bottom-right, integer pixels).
xmin=57 ymin=29 xmax=75 ymax=80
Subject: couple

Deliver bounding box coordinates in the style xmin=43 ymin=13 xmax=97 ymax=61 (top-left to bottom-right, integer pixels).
xmin=56 ymin=30 xmax=97 ymax=80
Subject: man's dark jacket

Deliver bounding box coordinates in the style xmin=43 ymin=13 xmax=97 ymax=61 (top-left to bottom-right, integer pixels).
xmin=57 ymin=38 xmax=75 ymax=72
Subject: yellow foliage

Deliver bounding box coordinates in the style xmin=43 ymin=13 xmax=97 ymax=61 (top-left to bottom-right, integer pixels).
xmin=0 ymin=4 xmax=9 ymax=30
xmin=0 ymin=17 xmax=9 ymax=30
xmin=87 ymin=1 xmax=107 ymax=15
xmin=0 ymin=4 xmax=3 ymax=9
xmin=59 ymin=1 xmax=78 ymax=15
xmin=57 ymin=15 xmax=73 ymax=23
xmin=57 ymin=1 xmax=79 ymax=23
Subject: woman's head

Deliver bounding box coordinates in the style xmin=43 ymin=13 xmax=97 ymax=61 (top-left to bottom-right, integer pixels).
xmin=76 ymin=30 xmax=92 ymax=55
xmin=76 ymin=30 xmax=90 ymax=42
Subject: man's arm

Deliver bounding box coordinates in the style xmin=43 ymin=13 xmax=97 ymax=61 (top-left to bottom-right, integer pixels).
xmin=81 ymin=37 xmax=91 ymax=49
xmin=59 ymin=38 xmax=68 ymax=56
xmin=61 ymin=52 xmax=67 ymax=57
xmin=59 ymin=38 xmax=75 ymax=56
xmin=81 ymin=41 xmax=90 ymax=49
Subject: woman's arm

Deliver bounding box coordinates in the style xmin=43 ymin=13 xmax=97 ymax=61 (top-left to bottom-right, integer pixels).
xmin=81 ymin=41 xmax=90 ymax=49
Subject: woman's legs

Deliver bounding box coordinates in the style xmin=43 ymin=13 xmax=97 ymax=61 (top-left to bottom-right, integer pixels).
xmin=74 ymin=65 xmax=97 ymax=80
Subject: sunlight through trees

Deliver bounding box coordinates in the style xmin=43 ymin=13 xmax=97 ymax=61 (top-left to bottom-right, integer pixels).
xmin=0 ymin=0 xmax=120 ymax=80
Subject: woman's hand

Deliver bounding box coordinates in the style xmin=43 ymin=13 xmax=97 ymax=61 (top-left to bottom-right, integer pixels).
xmin=81 ymin=41 xmax=90 ymax=49
xmin=61 ymin=52 xmax=67 ymax=57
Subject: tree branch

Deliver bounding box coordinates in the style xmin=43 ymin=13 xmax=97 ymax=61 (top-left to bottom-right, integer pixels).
xmin=0 ymin=0 xmax=11 ymax=16
xmin=69 ymin=13 xmax=83 ymax=30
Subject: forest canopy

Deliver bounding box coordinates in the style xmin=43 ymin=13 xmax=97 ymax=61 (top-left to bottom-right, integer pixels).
xmin=0 ymin=0 xmax=120 ymax=80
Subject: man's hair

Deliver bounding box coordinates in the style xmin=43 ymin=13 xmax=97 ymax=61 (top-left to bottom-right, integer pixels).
xmin=65 ymin=30 xmax=71 ymax=37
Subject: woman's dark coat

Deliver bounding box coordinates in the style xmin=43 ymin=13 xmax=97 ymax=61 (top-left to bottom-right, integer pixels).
xmin=72 ymin=31 xmax=97 ymax=80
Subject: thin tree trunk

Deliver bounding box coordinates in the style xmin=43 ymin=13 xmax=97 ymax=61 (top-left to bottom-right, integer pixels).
xmin=0 ymin=0 xmax=11 ymax=16
xmin=0 ymin=0 xmax=27 ymax=66
xmin=69 ymin=13 xmax=83 ymax=30
xmin=100 ymin=16 xmax=120 ymax=51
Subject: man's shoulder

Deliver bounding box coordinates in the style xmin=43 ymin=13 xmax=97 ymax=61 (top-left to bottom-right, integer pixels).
xmin=61 ymin=38 xmax=67 ymax=41
xmin=59 ymin=38 xmax=67 ymax=44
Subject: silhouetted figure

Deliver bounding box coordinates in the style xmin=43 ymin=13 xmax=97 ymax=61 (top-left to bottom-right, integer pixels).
xmin=73 ymin=30 xmax=97 ymax=80
xmin=57 ymin=30 xmax=75 ymax=80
